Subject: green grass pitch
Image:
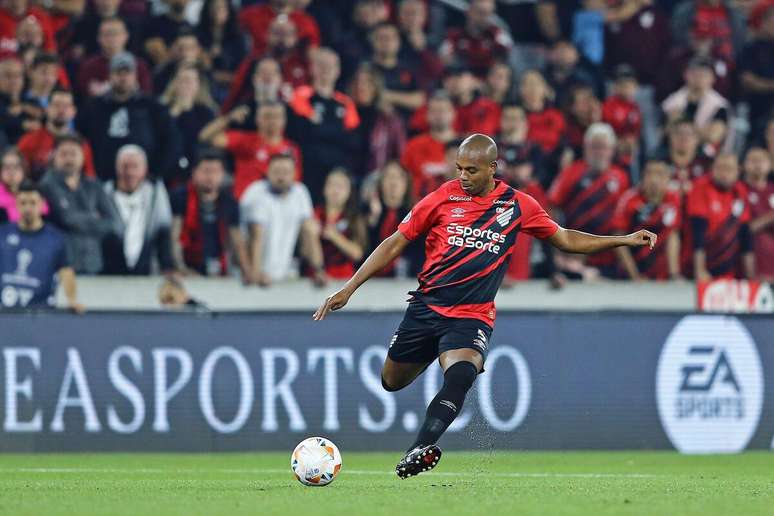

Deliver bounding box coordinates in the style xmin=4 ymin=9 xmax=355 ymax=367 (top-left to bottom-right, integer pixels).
xmin=0 ymin=451 xmax=772 ymax=515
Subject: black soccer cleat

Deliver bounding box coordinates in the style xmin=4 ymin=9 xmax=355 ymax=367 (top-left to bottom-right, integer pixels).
xmin=395 ymin=444 xmax=442 ymax=479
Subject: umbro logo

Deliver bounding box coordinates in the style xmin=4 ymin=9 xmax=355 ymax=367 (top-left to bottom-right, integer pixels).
xmin=496 ymin=207 xmax=514 ymax=227
xmin=472 ymin=329 xmax=488 ymax=351
xmin=451 ymin=207 xmax=465 ymax=218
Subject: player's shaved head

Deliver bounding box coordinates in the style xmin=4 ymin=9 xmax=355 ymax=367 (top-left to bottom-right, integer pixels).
xmin=458 ymin=133 xmax=498 ymax=164
xmin=455 ymin=133 xmax=498 ymax=196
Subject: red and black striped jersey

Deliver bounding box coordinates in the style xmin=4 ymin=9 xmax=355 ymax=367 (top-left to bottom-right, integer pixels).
xmin=398 ymin=179 xmax=559 ymax=327
xmin=548 ymin=160 xmax=630 ymax=267
xmin=613 ymin=188 xmax=682 ymax=280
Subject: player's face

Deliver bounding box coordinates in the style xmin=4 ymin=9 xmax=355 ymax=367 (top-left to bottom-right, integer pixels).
xmin=456 ymin=151 xmax=494 ymax=195
xmin=712 ymin=156 xmax=739 ymax=189
xmin=16 ymin=191 xmax=42 ymax=224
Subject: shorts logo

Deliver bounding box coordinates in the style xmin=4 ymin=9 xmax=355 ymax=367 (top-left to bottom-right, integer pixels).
xmin=389 ymin=334 xmax=398 ymax=348
xmin=472 ymin=329 xmax=488 ymax=351
xmin=656 ymin=316 xmax=763 ymax=454
xmin=451 ymin=207 xmax=465 ymax=218
xmin=439 ymin=400 xmax=458 ymax=413
xmin=496 ymin=207 xmax=514 ymax=227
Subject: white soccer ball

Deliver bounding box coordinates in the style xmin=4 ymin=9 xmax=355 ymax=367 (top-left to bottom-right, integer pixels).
xmin=291 ymin=437 xmax=342 ymax=487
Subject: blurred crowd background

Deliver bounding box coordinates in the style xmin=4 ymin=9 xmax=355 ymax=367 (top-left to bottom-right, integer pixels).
xmin=1 ymin=0 xmax=774 ymax=310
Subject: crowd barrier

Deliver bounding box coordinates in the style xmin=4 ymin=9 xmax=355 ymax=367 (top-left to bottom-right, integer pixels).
xmin=1 ymin=311 xmax=772 ymax=453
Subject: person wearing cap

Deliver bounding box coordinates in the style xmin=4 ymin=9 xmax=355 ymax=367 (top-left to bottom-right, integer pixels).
xmin=75 ymin=17 xmax=153 ymax=99
xmin=76 ymin=51 xmax=182 ymax=182
xmin=740 ymin=3 xmax=774 ymax=140
xmin=602 ymin=64 xmax=642 ymax=171
xmin=661 ymin=56 xmax=730 ymax=156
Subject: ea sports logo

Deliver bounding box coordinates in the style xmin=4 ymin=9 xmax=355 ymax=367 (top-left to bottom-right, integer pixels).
xmin=656 ymin=316 xmax=763 ymax=454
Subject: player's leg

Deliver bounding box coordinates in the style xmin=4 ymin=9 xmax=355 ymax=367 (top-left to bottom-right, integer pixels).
xmin=396 ymin=320 xmax=490 ymax=479
xmin=380 ymin=357 xmax=432 ymax=392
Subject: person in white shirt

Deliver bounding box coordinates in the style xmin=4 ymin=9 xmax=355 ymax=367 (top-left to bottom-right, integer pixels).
xmin=240 ymin=153 xmax=326 ymax=287
xmin=103 ymin=144 xmax=174 ymax=275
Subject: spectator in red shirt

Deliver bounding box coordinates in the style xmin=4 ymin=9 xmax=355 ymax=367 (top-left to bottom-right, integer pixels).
xmin=614 ymin=160 xmax=683 ymax=280
xmin=368 ymin=22 xmax=425 ymax=118
xmin=499 ymin=144 xmax=555 ymax=284
xmin=409 ymin=65 xmax=501 ymax=137
xmin=602 ymin=64 xmax=642 ymax=170
xmin=743 ymin=146 xmax=774 ymax=281
xmin=201 ymin=101 xmax=302 ymax=200
xmin=313 ymin=168 xmax=367 ymax=279
xmin=76 ymin=17 xmax=152 ymax=98
xmin=661 ymin=117 xmax=712 ymax=194
xmin=239 ymin=0 xmax=320 ymax=55
xmin=17 ymin=89 xmax=96 ymax=180
xmin=439 ymin=0 xmax=512 ymax=78
xmin=549 ymin=122 xmax=630 ymax=276
xmin=401 ymin=91 xmax=457 ymax=198
xmin=519 ymin=69 xmax=566 ymax=155
xmin=688 ymin=153 xmax=754 ymax=281
xmin=0 ymin=0 xmax=56 ymax=52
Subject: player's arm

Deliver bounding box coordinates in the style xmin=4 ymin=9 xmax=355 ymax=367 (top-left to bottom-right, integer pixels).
xmin=58 ymin=267 xmax=85 ymax=314
xmin=313 ymin=231 xmax=410 ymax=320
xmin=548 ymin=227 xmax=656 ymax=254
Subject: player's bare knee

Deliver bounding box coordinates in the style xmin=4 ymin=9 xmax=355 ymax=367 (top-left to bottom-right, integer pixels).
xmin=381 ymin=374 xmax=404 ymax=392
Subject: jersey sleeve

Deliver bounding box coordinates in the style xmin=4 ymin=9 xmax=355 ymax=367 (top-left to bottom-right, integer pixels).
xmin=518 ymin=192 xmax=560 ymax=239
xmin=397 ymin=190 xmax=440 ymax=241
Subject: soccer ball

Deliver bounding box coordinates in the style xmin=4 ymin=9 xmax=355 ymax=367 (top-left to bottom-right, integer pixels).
xmin=291 ymin=437 xmax=342 ymax=486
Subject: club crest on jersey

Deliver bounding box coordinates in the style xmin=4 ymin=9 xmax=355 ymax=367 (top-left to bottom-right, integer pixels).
xmin=451 ymin=207 xmax=465 ymax=218
xmin=496 ymin=206 xmax=514 ymax=227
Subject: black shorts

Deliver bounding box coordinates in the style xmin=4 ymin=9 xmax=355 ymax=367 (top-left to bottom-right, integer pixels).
xmin=387 ymin=299 xmax=493 ymax=364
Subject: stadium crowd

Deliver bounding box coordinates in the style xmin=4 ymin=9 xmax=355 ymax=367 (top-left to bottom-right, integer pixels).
xmin=1 ymin=0 xmax=774 ymax=309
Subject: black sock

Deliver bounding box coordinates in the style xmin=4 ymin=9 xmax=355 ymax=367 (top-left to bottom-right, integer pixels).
xmin=409 ymin=361 xmax=478 ymax=452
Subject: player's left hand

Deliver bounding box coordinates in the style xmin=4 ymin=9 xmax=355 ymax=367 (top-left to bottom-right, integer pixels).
xmin=313 ymin=288 xmax=352 ymax=320
xmin=627 ymin=229 xmax=657 ymax=250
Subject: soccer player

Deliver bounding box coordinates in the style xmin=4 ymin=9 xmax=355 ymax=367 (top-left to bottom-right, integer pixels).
xmin=313 ymin=134 xmax=656 ymax=478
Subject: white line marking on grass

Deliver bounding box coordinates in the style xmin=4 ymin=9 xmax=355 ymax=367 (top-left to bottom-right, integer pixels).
xmin=0 ymin=468 xmax=661 ymax=479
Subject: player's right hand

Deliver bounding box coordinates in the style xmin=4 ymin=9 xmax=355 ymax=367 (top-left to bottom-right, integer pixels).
xmin=313 ymin=289 xmax=351 ymax=321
